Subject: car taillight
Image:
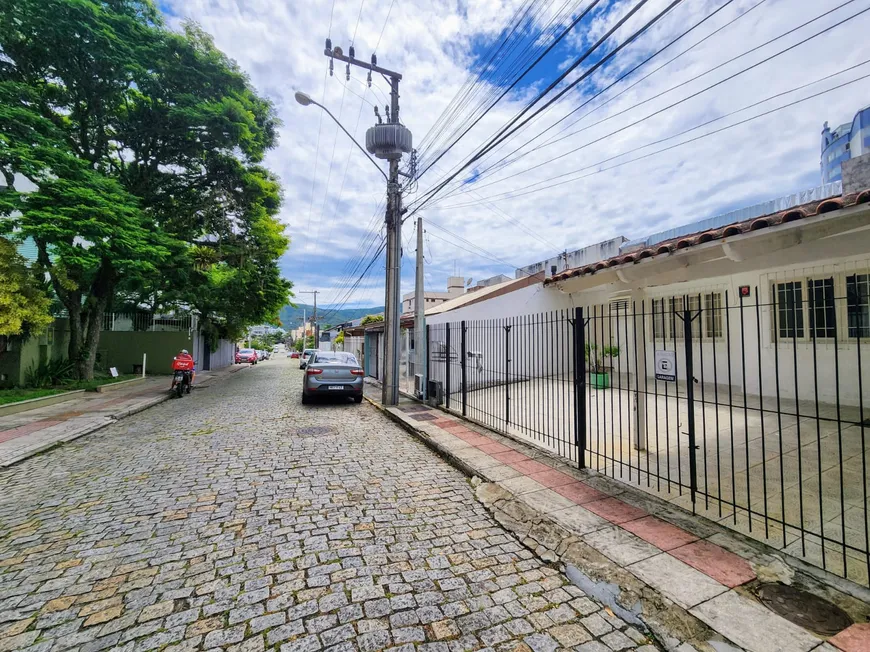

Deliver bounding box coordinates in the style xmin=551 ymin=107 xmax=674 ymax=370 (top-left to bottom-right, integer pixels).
xmin=306 ymin=368 xmax=323 ymax=375
xmin=351 ymin=369 xmax=364 ymax=376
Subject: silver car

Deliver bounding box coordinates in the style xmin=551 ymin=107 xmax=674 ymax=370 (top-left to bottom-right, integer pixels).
xmin=299 ymin=349 xmax=318 ymax=369
xmin=302 ymin=352 xmax=364 ymax=404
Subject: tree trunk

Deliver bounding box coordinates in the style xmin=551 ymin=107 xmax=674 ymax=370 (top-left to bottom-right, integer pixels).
xmin=77 ymin=260 xmax=116 ymax=381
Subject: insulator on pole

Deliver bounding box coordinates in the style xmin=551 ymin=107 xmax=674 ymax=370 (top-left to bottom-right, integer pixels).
xmin=371 ymin=53 xmax=377 ymax=66
xmin=329 ymin=59 xmax=333 ymax=76
xmin=345 ymin=63 xmax=350 ymax=81
xmin=349 ymin=45 xmax=355 ymax=59
xmin=367 ymin=71 xmax=372 ymax=87
xmin=325 ymin=38 xmax=332 ymax=51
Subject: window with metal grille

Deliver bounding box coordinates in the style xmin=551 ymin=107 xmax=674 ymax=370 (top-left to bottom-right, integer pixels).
xmin=847 ymin=273 xmax=870 ymax=339
xmin=773 ymin=281 xmax=804 ymax=339
xmin=651 ymin=293 xmax=723 ymax=340
xmin=807 ymin=277 xmax=836 ymax=339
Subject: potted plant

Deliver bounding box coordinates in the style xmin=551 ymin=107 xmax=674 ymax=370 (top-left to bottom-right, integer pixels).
xmin=585 ymin=344 xmax=620 ymax=389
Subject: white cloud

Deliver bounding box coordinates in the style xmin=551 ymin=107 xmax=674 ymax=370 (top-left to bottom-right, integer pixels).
xmin=161 ymin=0 xmax=870 ymax=308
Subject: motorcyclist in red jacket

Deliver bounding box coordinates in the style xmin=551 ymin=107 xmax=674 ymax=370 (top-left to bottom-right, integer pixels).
xmin=171 ymin=349 xmax=195 ymax=387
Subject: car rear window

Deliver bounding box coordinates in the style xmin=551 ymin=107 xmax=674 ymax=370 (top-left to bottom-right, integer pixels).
xmin=240 ymin=349 xmax=254 ymax=353
xmin=314 ymin=353 xmax=358 ymax=364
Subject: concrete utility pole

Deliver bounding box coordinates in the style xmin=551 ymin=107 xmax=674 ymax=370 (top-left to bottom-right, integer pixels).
xmin=415 ymin=217 xmax=426 ymax=399
xmin=319 ymin=43 xmax=411 ymax=405
xmin=299 ymin=291 xmax=319 ymax=347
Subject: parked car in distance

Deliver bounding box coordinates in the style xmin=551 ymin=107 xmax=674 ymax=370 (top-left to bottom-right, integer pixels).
xmin=302 ymin=352 xmax=364 ymax=404
xmin=299 ymin=349 xmax=318 ymax=369
xmin=262 ymin=350 xmax=271 ymax=360
xmin=236 ymin=348 xmax=258 ymax=364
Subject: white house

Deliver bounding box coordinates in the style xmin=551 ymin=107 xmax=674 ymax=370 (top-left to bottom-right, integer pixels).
xmin=419 ymin=155 xmax=870 ymax=587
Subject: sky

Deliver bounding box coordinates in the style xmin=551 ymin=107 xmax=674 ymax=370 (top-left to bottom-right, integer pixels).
xmin=158 ymin=0 xmax=870 ymax=310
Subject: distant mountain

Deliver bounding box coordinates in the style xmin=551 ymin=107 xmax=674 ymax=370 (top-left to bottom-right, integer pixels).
xmin=279 ymin=304 xmax=384 ymax=329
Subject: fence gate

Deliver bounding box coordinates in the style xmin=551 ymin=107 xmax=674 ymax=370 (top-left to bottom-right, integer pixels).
xmin=427 ymin=289 xmax=870 ymax=587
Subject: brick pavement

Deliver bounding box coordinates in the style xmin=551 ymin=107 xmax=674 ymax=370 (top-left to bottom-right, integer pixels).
xmin=0 ymin=367 xmax=249 ymax=469
xmin=0 ymin=359 xmax=664 ymax=651
xmin=377 ymin=401 xmax=870 ymax=652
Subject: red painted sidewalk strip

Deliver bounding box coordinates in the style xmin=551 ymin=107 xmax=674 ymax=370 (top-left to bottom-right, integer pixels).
xmin=622 ymin=516 xmax=699 ymax=551
xmin=509 ymin=459 xmax=552 ymax=475
xmin=492 ymin=450 xmax=530 ymax=464
xmin=583 ymin=497 xmax=647 ymax=524
xmin=669 ymin=540 xmax=756 ymax=587
xmin=0 ymin=420 xmax=63 ymax=444
xmin=527 ymin=469 xmax=576 ymax=488
xmin=553 ymin=482 xmax=609 ymax=505
xmin=829 ymin=623 xmax=870 ymax=652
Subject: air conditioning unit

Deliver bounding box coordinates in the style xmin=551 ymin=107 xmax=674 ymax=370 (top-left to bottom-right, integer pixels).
xmin=427 ymin=380 xmax=443 ymax=407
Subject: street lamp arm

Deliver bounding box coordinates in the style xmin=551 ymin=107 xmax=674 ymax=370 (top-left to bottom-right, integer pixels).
xmin=300 ymin=94 xmax=388 ymax=182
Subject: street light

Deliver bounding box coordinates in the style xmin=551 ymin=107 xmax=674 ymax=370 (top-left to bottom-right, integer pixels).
xmin=295 ymin=90 xmax=387 ymax=181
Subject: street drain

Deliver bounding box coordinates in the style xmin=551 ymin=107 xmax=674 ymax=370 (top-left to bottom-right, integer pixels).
xmin=294 ymin=426 xmax=336 ymax=437
xmin=756 ymin=583 xmax=852 ymax=636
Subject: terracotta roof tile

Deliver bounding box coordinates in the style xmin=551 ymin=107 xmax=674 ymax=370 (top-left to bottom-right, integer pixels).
xmin=545 ymin=189 xmax=869 ymax=285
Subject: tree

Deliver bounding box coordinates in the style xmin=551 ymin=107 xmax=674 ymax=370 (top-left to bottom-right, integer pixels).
xmin=0 ymin=237 xmax=52 ymax=352
xmin=0 ymin=0 xmax=290 ymax=378
xmin=335 ymin=331 xmax=345 ymax=347
xmin=360 ymin=314 xmax=385 ymax=325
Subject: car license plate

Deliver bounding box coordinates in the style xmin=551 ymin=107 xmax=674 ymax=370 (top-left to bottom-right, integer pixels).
xmin=328 ymin=385 xmax=344 ymax=390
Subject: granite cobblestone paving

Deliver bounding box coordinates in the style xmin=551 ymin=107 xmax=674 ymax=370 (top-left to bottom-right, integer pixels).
xmin=0 ymin=359 xmax=661 ymax=651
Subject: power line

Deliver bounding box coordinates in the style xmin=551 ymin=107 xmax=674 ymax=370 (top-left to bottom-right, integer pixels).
xmin=414 ymin=0 xmax=607 ymax=182
xmin=374 ymin=0 xmax=396 ymax=52
xmin=447 ymin=0 xmax=756 ymax=194
xmin=431 ymin=67 xmax=870 ymax=209
xmin=445 ymin=0 xmax=862 ymax=199
xmin=416 ymin=0 xmax=576 ymax=164
xmin=408 ymin=0 xmax=685 ymax=216
xmin=298 ymin=61 xmax=330 ymax=282
xmin=431 ymin=2 xmax=870 ymax=204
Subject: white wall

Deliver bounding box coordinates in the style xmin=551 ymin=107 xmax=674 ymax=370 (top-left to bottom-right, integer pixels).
xmin=425 ymin=244 xmax=870 ymax=408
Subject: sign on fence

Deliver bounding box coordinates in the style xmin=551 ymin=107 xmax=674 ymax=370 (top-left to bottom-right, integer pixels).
xmin=654 ymin=350 xmax=676 ymax=382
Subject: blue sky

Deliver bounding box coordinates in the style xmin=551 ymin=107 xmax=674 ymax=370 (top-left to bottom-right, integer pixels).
xmin=161 ymin=0 xmax=870 ymax=310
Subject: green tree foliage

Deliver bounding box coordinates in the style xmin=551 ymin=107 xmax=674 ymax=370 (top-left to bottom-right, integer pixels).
xmin=0 ymin=238 xmax=52 ymax=344
xmin=360 ymin=314 xmax=385 ymax=325
xmin=334 ymin=331 xmax=345 ymax=346
xmin=0 ymin=0 xmax=291 ymax=378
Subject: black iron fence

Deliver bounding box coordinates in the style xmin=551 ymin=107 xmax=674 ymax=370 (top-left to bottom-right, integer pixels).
xmin=427 ymin=287 xmax=870 ymax=586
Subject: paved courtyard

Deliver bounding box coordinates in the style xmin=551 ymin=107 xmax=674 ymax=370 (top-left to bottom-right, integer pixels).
xmin=0 ymin=359 xmax=660 ymax=651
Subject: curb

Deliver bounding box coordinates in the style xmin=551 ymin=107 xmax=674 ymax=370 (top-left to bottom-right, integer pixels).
xmin=95 ymin=377 xmax=148 ymax=393
xmin=365 ymin=398 xmax=718 ymax=650
xmin=0 ymin=389 xmax=86 ymax=417
xmin=364 ymin=398 xmax=852 ymax=652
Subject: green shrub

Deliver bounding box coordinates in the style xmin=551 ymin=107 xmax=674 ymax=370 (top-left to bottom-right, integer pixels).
xmin=24 ymin=358 xmax=77 ymax=388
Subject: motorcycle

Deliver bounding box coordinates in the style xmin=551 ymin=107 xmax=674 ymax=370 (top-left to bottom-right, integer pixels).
xmin=170 ymin=357 xmax=194 ymax=398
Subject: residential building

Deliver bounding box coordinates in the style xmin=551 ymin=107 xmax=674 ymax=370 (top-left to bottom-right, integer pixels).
xmin=821 ymin=105 xmax=870 ymax=183
xmin=402 ymin=276 xmax=467 ymax=313
xmin=366 ymin=153 xmax=870 ymax=588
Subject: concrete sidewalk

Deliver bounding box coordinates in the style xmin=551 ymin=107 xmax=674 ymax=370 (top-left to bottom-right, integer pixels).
xmin=367 ymin=389 xmax=870 ymax=652
xmin=0 ymin=364 xmax=251 ymax=468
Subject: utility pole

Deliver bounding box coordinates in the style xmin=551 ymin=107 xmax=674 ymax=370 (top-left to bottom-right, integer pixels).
xmin=415 ymin=217 xmax=426 ymax=400
xmin=322 ymin=42 xmax=412 ymax=405
xmin=299 ymin=291 xmax=319 ymax=349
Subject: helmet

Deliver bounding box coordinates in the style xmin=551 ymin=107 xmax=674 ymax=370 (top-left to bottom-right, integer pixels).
xmin=181 ymin=349 xmax=189 ymax=355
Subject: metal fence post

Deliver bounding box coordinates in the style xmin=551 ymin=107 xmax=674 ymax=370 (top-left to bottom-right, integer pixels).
xmin=446 ymin=323 xmax=451 ymax=411
xmin=573 ymin=307 xmax=587 ymax=469
xmin=425 ymin=324 xmax=431 ymax=402
xmin=505 ymin=323 xmax=512 ymax=426
xmin=683 ymin=308 xmax=698 ymax=505
xmin=461 ymin=321 xmax=467 ymax=417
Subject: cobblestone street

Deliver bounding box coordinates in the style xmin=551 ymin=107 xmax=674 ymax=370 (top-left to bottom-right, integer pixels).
xmin=0 ymin=359 xmax=661 ymax=652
